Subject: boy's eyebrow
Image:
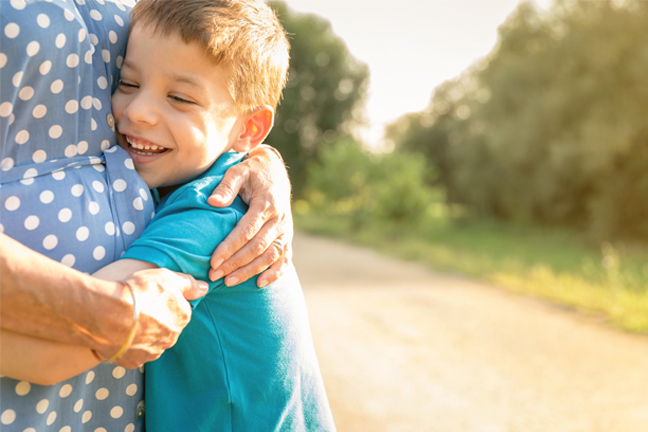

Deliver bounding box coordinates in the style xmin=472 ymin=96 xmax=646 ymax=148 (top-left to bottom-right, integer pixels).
xmin=121 ymin=59 xmax=208 ymax=92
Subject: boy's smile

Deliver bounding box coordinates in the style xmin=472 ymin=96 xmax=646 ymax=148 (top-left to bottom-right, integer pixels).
xmin=112 ymin=24 xmax=246 ymax=189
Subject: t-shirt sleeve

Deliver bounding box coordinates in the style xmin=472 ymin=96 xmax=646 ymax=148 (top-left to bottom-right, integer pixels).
xmin=122 ymin=188 xmax=243 ymax=284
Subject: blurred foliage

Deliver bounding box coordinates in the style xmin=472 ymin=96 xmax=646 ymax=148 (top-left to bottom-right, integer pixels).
xmin=304 ymin=139 xmax=437 ymax=226
xmin=388 ymin=0 xmax=648 ymax=241
xmin=267 ymin=1 xmax=369 ymax=196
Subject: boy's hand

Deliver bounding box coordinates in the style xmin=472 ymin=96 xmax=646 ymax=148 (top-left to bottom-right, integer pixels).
xmin=207 ymin=145 xmax=293 ymax=288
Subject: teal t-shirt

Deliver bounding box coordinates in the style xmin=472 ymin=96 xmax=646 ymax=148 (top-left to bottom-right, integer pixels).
xmin=122 ymin=152 xmax=335 ymax=431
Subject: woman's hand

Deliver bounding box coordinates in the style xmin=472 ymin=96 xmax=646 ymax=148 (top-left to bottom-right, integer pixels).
xmin=207 ymin=145 xmax=293 ymax=288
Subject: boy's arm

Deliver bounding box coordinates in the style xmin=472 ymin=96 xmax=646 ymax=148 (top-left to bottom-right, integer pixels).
xmin=0 ymin=259 xmax=161 ymax=385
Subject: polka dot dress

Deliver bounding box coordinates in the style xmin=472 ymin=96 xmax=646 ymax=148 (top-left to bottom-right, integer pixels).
xmin=1 ymin=1 xmax=153 ymax=431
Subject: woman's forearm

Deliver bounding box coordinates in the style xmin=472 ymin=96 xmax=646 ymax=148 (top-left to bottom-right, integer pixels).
xmin=0 ymin=329 xmax=99 ymax=386
xmin=0 ymin=233 xmax=128 ymax=350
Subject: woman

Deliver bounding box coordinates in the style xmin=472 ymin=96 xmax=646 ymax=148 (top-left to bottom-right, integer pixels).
xmin=0 ymin=0 xmax=292 ymax=430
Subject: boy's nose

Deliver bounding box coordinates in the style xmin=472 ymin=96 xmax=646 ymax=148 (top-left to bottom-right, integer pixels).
xmin=124 ymin=92 xmax=158 ymax=126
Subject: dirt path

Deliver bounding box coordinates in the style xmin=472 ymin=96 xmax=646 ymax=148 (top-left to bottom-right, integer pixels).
xmin=292 ymin=232 xmax=648 ymax=432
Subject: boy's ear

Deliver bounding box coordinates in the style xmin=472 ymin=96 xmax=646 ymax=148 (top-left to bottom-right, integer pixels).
xmin=231 ymin=106 xmax=274 ymax=152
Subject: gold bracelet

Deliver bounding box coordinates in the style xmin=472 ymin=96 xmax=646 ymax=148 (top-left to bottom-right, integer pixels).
xmin=106 ymin=281 xmax=139 ymax=363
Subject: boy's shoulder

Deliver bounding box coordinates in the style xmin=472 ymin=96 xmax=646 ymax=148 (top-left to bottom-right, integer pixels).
xmin=158 ymin=151 xmax=247 ymax=212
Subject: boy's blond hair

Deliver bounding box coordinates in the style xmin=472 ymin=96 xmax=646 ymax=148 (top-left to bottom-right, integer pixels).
xmin=130 ymin=0 xmax=290 ymax=112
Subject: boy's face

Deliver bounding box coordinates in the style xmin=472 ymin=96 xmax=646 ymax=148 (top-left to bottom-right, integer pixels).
xmin=112 ymin=24 xmax=244 ymax=189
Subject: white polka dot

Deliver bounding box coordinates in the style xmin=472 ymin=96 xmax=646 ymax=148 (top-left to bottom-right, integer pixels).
xmin=36 ymin=399 xmax=49 ymax=414
xmin=4 ymin=196 xmax=20 ymax=211
xmin=77 ymin=141 xmax=88 ymax=154
xmin=0 ymin=102 xmax=12 ymax=117
xmin=52 ymin=170 xmax=65 ymax=180
xmin=93 ymin=246 xmax=105 ymax=260
xmin=15 ymin=130 xmax=29 ymax=144
xmin=88 ymin=201 xmax=100 ymax=215
xmin=10 ymin=0 xmax=26 ymax=10
xmin=76 ymin=226 xmax=89 ymax=241
xmin=1 ymin=158 xmax=14 ymax=171
xmin=122 ymin=221 xmax=136 ymax=235
xmin=8 ymin=113 xmax=14 ymax=125
xmin=93 ymin=164 xmax=106 ymax=173
xmin=114 ymin=14 xmax=125 ymax=26
xmin=15 ymin=381 xmax=31 ymax=396
xmin=33 ymin=149 xmax=47 ymax=163
xmin=46 ymin=411 xmax=56 ymax=425
xmin=18 ymin=86 xmax=34 ymax=101
xmin=40 ymin=190 xmax=54 ymax=203
xmin=92 ymin=98 xmax=102 ymax=111
xmin=82 ymin=410 xmax=92 ymax=423
xmin=102 ymin=222 xmax=115 ymax=236
xmin=60 ymin=426 xmax=71 ymax=432
xmin=0 ymin=53 xmax=6 ymax=68
xmin=24 ymin=215 xmax=39 ymax=230
xmin=49 ymin=125 xmax=63 ymax=139
xmin=96 ymin=76 xmax=108 ymax=90
xmin=80 ymin=96 xmax=93 ymax=109
xmin=1 ymin=409 xmax=16 ymax=425
xmin=85 ymin=370 xmax=95 ymax=384
xmin=33 ymin=104 xmax=47 ymax=118
xmin=20 ymin=177 xmax=34 ymax=186
xmin=132 ymin=197 xmax=144 ymax=211
xmin=100 ymin=139 xmax=110 ymax=150
xmin=40 ymin=60 xmax=52 ymax=75
xmin=113 ymin=179 xmax=127 ymax=192
xmin=73 ymin=399 xmax=83 ymax=413
xmin=64 ymin=8 xmax=75 ymax=20
xmin=110 ymin=406 xmax=123 ymax=419
xmin=116 ymin=55 xmax=124 ymax=69
xmin=23 ymin=168 xmax=37 ymax=180
xmin=43 ymin=235 xmax=58 ymax=250
xmin=58 ymin=208 xmax=72 ymax=222
xmin=61 ymin=254 xmax=75 ymax=267
xmin=59 ymin=384 xmax=73 ymax=398
xmin=37 ymin=13 xmax=50 ymax=28
xmin=64 ymin=99 xmax=79 ymax=114
xmin=89 ymin=33 xmax=98 ymax=46
xmin=95 ymin=428 xmax=107 ymax=432
xmin=90 ymin=9 xmax=103 ymax=21
xmin=102 ymin=50 xmax=110 ymax=63
xmin=95 ymin=388 xmax=109 ymax=400
xmin=66 ymin=54 xmax=79 ymax=68
xmin=84 ymin=50 xmax=93 ymax=64
xmin=55 ymin=34 xmax=66 ymax=48
xmin=125 ymin=383 xmax=138 ymax=396
xmin=112 ymin=366 xmax=126 ymax=379
xmin=51 ymin=79 xmax=64 ymax=94
xmin=65 ymin=144 xmax=78 ymax=158
xmin=91 ymin=118 xmax=98 ymax=131
xmin=26 ymin=41 xmax=40 ymax=58
xmin=71 ymin=184 xmax=84 ymax=197
xmin=92 ymin=181 xmax=105 ymax=193
xmin=12 ymin=71 xmax=23 ymax=87
xmin=23 ymin=429 xmax=36 ymax=432
xmin=78 ymin=28 xmax=87 ymax=42
xmin=4 ymin=23 xmax=20 ymax=39
xmin=125 ymin=424 xmax=135 ymax=432
xmin=120 ymin=159 xmax=134 ymax=171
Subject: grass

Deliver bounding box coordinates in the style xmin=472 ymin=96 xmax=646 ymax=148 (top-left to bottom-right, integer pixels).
xmin=295 ymin=204 xmax=648 ymax=334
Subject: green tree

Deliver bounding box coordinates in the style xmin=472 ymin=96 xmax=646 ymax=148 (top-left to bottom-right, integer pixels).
xmin=267 ymin=2 xmax=369 ymax=196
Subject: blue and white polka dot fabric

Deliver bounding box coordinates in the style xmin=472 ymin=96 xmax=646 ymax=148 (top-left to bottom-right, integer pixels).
xmin=1 ymin=0 xmax=154 ymax=430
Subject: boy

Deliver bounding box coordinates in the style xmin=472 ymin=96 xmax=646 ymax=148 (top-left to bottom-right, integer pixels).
xmin=105 ymin=1 xmax=334 ymax=430
xmin=2 ymin=0 xmax=335 ymax=430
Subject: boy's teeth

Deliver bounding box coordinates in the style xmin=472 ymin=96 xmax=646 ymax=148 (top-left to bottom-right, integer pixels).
xmin=126 ymin=137 xmax=166 ymax=153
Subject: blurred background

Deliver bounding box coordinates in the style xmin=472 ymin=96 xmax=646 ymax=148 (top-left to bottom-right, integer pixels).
xmin=266 ymin=0 xmax=648 ymax=430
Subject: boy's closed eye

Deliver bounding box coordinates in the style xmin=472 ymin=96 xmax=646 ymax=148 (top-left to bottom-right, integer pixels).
xmin=117 ymin=79 xmax=139 ymax=90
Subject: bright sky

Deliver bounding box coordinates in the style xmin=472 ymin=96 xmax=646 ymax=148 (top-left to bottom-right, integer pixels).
xmin=283 ymin=0 xmax=551 ymax=148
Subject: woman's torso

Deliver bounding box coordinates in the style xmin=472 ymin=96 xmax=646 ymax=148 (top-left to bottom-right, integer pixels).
xmin=0 ymin=1 xmax=154 ymax=430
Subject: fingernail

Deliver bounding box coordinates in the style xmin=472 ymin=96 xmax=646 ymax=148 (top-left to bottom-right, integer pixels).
xmin=198 ymin=281 xmax=209 ymax=291
xmin=257 ymin=278 xmax=268 ymax=288
xmin=212 ymin=194 xmax=224 ymax=202
xmin=210 ymin=269 xmax=224 ymax=282
xmin=225 ymin=276 xmax=238 ymax=286
xmin=211 ymin=258 xmax=223 ymax=270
